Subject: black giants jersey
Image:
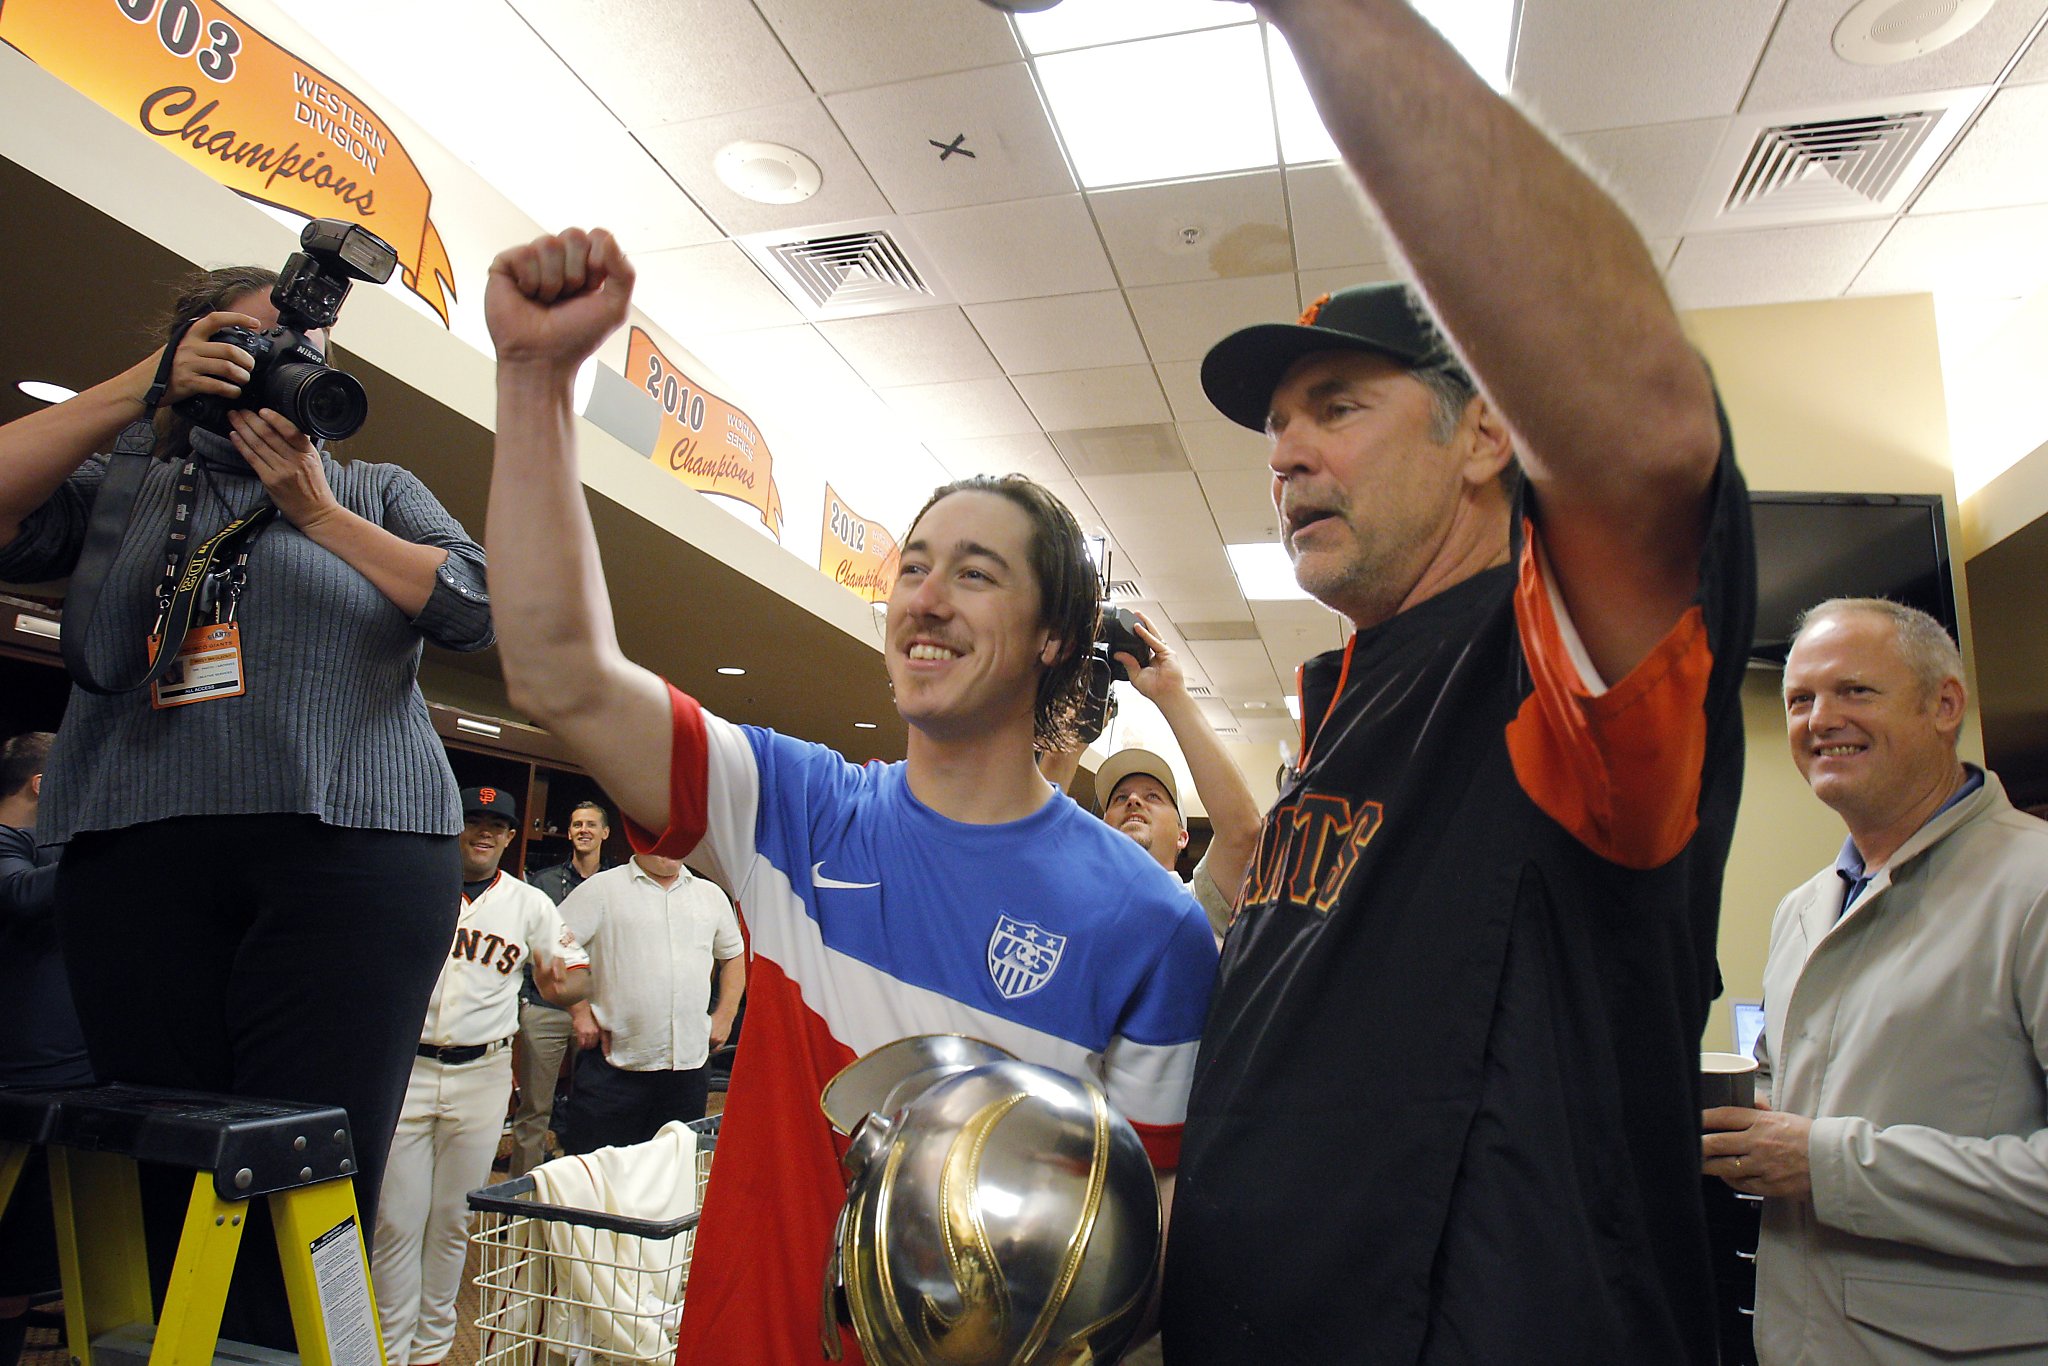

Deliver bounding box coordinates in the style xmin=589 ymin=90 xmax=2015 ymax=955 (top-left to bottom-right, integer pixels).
xmin=1163 ymin=428 xmax=1754 ymax=1365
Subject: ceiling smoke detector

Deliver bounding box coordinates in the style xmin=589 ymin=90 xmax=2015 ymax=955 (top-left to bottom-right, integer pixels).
xmin=714 ymin=140 xmax=822 ymax=205
xmin=1833 ymin=0 xmax=1996 ymax=65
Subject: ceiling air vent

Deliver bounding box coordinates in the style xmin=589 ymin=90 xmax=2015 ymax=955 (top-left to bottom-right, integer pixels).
xmin=1686 ymin=89 xmax=1987 ymax=232
xmin=1185 ymin=684 xmax=1215 ymax=698
xmin=1723 ymin=112 xmax=1941 ymax=218
xmin=740 ymin=218 xmax=952 ymax=320
xmin=1104 ymin=577 xmax=1143 ymax=600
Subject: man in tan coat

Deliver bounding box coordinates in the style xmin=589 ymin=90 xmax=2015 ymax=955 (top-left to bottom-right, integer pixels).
xmin=1705 ymin=598 xmax=2048 ymax=1363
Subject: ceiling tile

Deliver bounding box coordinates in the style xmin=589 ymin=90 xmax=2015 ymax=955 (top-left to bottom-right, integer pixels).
xmin=510 ymin=0 xmax=810 ymax=128
xmin=1911 ymin=84 xmax=2048 ymax=215
xmin=1127 ymin=274 xmax=1302 ymax=363
xmin=635 ymin=241 xmax=803 ymax=335
xmin=1187 ymin=638 xmax=1283 ymax=692
xmin=910 ymin=196 xmax=1119 ymax=303
xmin=827 ymin=64 xmax=1074 ymax=215
xmin=1047 ymin=425 xmax=1191 ymax=476
xmin=878 ymin=376 xmax=1039 ymax=440
xmin=1089 ymin=171 xmax=1293 ymax=288
xmin=752 ymin=0 xmax=1024 ymax=93
xmin=927 ymin=432 xmax=1072 ymax=483
xmin=1155 ymin=595 xmax=1253 ymax=625
xmin=1180 ymin=420 xmax=1272 ymax=471
xmin=1664 ymin=221 xmax=1894 ymax=310
xmin=638 ymin=98 xmax=891 ymax=238
xmin=1201 ymin=468 xmax=1280 ymax=542
xmin=1850 ymin=204 xmax=2048 ymax=300
xmin=817 ymin=309 xmax=1001 ymax=387
xmin=2015 ymin=22 xmax=2048 ymax=82
xmin=1297 ymin=263 xmax=1403 ymax=311
xmin=1647 ymin=238 xmax=1681 ymax=272
xmin=1286 ymin=163 xmax=1393 ymax=271
xmin=1143 ymin=569 xmax=1245 ymax=601
xmin=1741 ymin=0 xmax=2048 ymax=110
xmin=1512 ymin=1 xmax=1782 ymax=134
xmin=1565 ymin=119 xmax=1729 ymax=239
xmin=1077 ymin=473 xmax=1211 ymax=522
xmin=1014 ymin=368 xmax=1172 ymax=429
xmin=965 ymin=292 xmax=1148 ymax=373
xmin=1113 ymin=515 xmax=1233 ymax=578
xmin=1037 ymin=478 xmax=1103 ymax=528
xmin=1156 ymin=360 xmax=1220 ymax=423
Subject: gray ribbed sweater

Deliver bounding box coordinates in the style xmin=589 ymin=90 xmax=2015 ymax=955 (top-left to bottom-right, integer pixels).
xmin=0 ymin=429 xmax=493 ymax=846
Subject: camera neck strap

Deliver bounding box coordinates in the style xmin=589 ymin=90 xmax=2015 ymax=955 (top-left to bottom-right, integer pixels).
xmin=60 ymin=322 xmax=277 ymax=696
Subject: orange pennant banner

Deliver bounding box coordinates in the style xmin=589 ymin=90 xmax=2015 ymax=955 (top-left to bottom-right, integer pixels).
xmin=1 ymin=0 xmax=456 ymax=324
xmin=626 ymin=327 xmax=784 ymax=538
xmin=819 ymin=484 xmax=901 ymax=605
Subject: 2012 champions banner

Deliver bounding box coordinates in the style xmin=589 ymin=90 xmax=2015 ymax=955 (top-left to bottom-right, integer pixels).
xmin=819 ymin=484 xmax=900 ymax=605
xmin=1 ymin=0 xmax=458 ymax=324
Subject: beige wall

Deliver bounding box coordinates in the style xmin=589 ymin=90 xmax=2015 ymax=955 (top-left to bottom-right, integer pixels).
xmin=1684 ymin=293 xmax=1977 ymax=1047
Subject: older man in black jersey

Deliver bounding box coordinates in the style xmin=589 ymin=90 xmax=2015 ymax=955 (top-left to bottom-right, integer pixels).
xmin=1161 ymin=2 xmax=1755 ymax=1363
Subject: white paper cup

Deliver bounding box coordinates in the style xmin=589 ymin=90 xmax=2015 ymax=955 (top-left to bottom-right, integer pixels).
xmin=1700 ymin=1051 xmax=1758 ymax=1111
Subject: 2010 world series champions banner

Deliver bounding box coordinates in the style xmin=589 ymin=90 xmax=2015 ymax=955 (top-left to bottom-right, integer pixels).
xmin=1 ymin=0 xmax=457 ymax=324
xmin=625 ymin=327 xmax=785 ymax=539
xmin=819 ymin=484 xmax=900 ymax=605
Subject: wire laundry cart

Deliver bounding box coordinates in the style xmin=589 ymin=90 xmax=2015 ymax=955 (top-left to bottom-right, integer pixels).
xmin=468 ymin=1114 xmax=720 ymax=1365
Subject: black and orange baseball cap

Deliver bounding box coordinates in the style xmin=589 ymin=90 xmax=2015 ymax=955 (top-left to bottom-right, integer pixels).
xmin=461 ymin=785 xmax=518 ymax=825
xmin=1200 ymin=282 xmax=1470 ymax=432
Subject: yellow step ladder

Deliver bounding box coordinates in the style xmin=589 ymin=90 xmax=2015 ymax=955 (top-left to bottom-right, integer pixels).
xmin=0 ymin=1085 xmax=383 ymax=1366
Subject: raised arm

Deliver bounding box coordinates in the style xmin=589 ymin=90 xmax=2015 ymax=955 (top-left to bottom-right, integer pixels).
xmin=484 ymin=229 xmax=673 ymax=833
xmin=1262 ymin=0 xmax=1721 ymax=680
xmin=1119 ymin=613 xmax=1261 ymax=916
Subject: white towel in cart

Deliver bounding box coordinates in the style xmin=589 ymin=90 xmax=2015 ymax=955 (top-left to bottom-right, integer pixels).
xmin=528 ymin=1121 xmax=702 ymax=1361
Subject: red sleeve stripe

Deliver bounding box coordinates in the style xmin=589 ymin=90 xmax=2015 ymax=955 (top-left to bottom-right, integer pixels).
xmin=1131 ymin=1120 xmax=1183 ymax=1172
xmin=624 ymin=681 xmax=713 ymax=860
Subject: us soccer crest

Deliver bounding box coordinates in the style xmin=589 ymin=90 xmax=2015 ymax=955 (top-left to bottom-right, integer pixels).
xmin=987 ymin=915 xmax=1066 ymax=1000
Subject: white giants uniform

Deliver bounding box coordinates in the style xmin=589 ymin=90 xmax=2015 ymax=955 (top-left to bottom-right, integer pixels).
xmin=373 ymin=871 xmax=587 ymax=1366
xmin=631 ymin=685 xmax=1220 ymax=1366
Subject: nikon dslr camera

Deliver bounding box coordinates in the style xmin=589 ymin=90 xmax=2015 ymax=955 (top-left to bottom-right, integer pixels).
xmin=175 ymin=218 xmax=398 ymax=443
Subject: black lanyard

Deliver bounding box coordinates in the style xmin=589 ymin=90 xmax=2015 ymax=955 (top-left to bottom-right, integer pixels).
xmin=60 ymin=325 xmax=277 ymax=696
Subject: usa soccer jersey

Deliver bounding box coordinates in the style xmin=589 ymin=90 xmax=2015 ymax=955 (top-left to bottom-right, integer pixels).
xmin=629 ymin=686 xmax=1218 ymax=1366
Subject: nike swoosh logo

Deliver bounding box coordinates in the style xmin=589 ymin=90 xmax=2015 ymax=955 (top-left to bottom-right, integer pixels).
xmin=812 ymin=861 xmax=880 ymax=891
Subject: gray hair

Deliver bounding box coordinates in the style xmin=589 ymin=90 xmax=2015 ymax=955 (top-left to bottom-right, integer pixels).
xmin=1792 ymin=598 xmax=1964 ymax=698
xmin=1413 ymin=365 xmax=1479 ymax=444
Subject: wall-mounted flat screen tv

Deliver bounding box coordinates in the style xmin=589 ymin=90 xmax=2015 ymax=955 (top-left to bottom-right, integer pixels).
xmin=1749 ymin=492 xmax=1957 ymax=667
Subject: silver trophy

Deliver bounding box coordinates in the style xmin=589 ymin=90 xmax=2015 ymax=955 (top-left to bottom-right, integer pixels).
xmin=820 ymin=1035 xmax=1161 ymax=1364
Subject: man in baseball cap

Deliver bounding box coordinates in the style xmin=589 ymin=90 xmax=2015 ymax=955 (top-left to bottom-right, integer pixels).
xmin=374 ymin=784 xmax=589 ymax=1366
xmin=1082 ymin=609 xmax=1261 ymax=937
xmin=1161 ymin=4 xmax=1756 ymax=1365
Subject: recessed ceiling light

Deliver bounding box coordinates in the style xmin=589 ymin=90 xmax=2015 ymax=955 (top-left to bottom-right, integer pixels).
xmin=17 ymin=381 xmax=76 ymax=404
xmin=1014 ymin=0 xmax=1254 ymax=55
xmin=715 ymin=141 xmax=822 ymax=205
xmin=854 ymin=722 xmax=878 ymax=729
xmin=1227 ymin=541 xmax=1313 ymax=601
xmin=1034 ymin=25 xmax=1276 ymax=189
xmin=717 ymin=666 xmax=746 ymax=676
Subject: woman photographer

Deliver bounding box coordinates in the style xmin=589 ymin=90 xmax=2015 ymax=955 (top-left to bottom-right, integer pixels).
xmin=0 ymin=265 xmax=490 ymax=1343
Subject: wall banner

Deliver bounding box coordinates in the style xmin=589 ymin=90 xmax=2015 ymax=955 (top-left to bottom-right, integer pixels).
xmin=818 ymin=484 xmax=900 ymax=605
xmin=1 ymin=0 xmax=457 ymax=324
xmin=626 ymin=327 xmax=784 ymax=539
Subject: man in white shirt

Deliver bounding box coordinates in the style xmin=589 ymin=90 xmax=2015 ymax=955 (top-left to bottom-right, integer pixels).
xmin=373 ymin=786 xmax=590 ymax=1366
xmin=559 ymin=852 xmax=744 ymax=1152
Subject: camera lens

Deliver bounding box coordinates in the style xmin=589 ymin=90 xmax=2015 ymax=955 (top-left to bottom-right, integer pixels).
xmin=270 ymin=362 xmax=369 ymax=441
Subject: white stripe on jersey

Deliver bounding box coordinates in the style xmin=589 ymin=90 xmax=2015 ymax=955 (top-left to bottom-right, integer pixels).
xmin=734 ymin=854 xmax=1198 ymax=1130
xmin=691 ymin=712 xmax=762 ymax=892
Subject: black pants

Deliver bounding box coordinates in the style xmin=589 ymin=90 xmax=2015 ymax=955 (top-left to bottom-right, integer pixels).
xmin=57 ymin=814 xmax=457 ymax=1350
xmin=562 ymin=1048 xmax=708 ymax=1154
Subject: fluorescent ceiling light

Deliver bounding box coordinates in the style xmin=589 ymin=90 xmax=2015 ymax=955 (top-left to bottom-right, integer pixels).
xmin=1266 ymin=30 xmax=1339 ymax=165
xmin=17 ymin=380 xmax=76 ymax=404
xmin=1035 ymin=26 xmax=1276 ymax=189
xmin=1014 ymin=0 xmax=1254 ymax=55
xmin=1227 ymin=541 xmax=1313 ymax=601
xmin=1414 ymin=0 xmax=1517 ymax=91
xmin=854 ymin=722 xmax=878 ymax=729
xmin=1284 ymin=694 xmax=1302 ymax=720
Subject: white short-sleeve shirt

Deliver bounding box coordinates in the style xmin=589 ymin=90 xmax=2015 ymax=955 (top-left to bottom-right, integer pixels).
xmin=559 ymin=859 xmax=744 ymax=1072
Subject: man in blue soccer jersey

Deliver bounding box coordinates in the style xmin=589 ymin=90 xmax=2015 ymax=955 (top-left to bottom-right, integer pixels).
xmin=481 ymin=236 xmax=1218 ymax=1365
xmin=1159 ymin=2 xmax=1756 ymax=1364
